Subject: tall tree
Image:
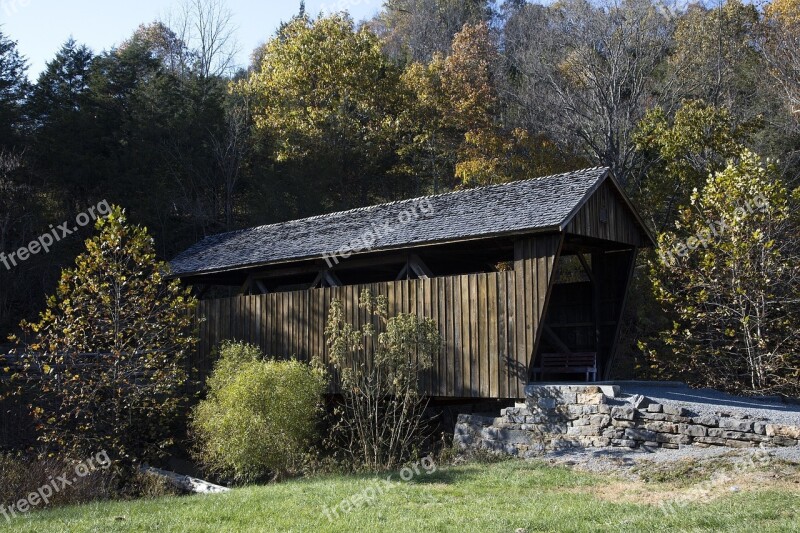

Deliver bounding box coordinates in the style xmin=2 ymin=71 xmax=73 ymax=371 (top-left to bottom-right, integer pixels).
xmin=166 ymin=0 xmax=239 ymax=91
xmin=373 ymin=0 xmax=496 ymax=63
xmin=633 ymin=100 xmax=758 ymax=231
xmin=11 ymin=207 xmax=198 ymax=466
xmin=667 ymin=1 xmax=793 ymax=176
xmin=502 ymin=0 xmax=674 ymax=184
xmin=398 ymin=22 xmax=574 ymax=191
xmin=28 ymin=38 xmax=94 ymax=119
xmin=397 ymin=22 xmax=501 ymax=192
xmin=236 ymin=14 xmax=405 ymax=212
xmin=761 ymin=0 xmax=800 ymax=127
xmin=648 ymin=151 xmax=800 ymax=396
xmin=0 ymin=31 xmax=28 ymax=150
xmin=668 ymin=1 xmax=763 ymax=117
xmin=27 ymin=39 xmax=97 ymax=209
xmin=123 ymin=22 xmax=193 ymax=78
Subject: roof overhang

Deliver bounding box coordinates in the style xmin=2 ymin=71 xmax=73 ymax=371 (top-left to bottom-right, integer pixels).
xmin=168 ymin=226 xmax=563 ymax=280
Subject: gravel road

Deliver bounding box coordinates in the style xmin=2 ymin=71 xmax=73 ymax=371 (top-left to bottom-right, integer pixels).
xmin=615 ymin=382 xmax=800 ymax=426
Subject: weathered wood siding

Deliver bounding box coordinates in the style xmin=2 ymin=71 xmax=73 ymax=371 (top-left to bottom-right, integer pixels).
xmin=566 ymin=180 xmax=646 ymax=247
xmin=193 ymin=236 xmax=562 ymax=399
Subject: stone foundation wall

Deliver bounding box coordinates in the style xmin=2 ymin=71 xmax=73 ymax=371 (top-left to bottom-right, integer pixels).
xmin=454 ymin=385 xmax=800 ymax=457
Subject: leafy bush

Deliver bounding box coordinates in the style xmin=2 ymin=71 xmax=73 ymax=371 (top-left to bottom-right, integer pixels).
xmin=325 ymin=289 xmax=441 ymax=471
xmin=191 ymin=341 xmax=327 ymax=483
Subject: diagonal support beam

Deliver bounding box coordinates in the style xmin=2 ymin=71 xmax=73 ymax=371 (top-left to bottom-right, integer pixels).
xmin=312 ymin=269 xmax=343 ymax=288
xmin=238 ymin=275 xmax=254 ymax=295
xmin=323 ymin=270 xmax=343 ymax=287
xmin=395 ymin=263 xmax=409 ymax=281
xmin=542 ymin=324 xmax=572 ymax=354
xmin=576 ymin=253 xmax=596 ymax=284
xmin=408 ymin=253 xmax=433 ymax=279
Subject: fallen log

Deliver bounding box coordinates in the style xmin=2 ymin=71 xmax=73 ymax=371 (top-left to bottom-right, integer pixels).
xmin=140 ymin=465 xmax=230 ymax=494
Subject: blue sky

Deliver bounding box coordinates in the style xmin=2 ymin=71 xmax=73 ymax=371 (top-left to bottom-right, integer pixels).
xmin=0 ymin=0 xmax=383 ymax=80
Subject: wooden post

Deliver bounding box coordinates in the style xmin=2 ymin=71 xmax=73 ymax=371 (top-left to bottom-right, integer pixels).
xmin=603 ymin=249 xmax=637 ymax=380
xmin=590 ymin=252 xmax=602 ymax=360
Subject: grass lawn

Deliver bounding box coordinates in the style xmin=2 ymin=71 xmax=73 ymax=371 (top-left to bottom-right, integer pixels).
xmin=4 ymin=459 xmax=799 ymax=532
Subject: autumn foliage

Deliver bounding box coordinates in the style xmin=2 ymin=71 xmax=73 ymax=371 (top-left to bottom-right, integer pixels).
xmin=8 ymin=207 xmax=198 ymax=466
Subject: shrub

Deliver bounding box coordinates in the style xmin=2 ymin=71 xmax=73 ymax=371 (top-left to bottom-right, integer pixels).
xmin=325 ymin=289 xmax=441 ymax=471
xmin=0 ymin=452 xmax=119 ymax=510
xmin=126 ymin=470 xmax=183 ymax=499
xmin=0 ymin=452 xmax=180 ymax=512
xmin=191 ymin=341 xmax=327 ymax=483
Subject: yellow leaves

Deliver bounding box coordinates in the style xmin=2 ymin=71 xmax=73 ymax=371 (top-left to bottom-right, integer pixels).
xmin=557 ymin=48 xmax=594 ymax=89
xmin=765 ymin=0 xmax=800 ymax=26
xmin=236 ymin=16 xmax=401 ymax=167
xmin=455 ymin=126 xmax=575 ymax=187
xmin=441 ymin=22 xmax=497 ymax=131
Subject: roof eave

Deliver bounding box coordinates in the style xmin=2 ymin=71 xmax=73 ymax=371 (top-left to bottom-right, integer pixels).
xmin=168 ymin=225 xmax=564 ymax=280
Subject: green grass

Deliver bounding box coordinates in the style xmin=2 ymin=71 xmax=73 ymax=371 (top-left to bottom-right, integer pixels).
xmin=3 ymin=460 xmax=799 ymax=532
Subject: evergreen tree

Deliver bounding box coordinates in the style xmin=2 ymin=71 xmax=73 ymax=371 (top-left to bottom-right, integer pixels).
xmin=0 ymin=31 xmax=29 ymax=150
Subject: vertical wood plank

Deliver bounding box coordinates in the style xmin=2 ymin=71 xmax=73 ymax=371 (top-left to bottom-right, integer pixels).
xmin=254 ymin=295 xmax=261 ymax=352
xmin=450 ymin=277 xmax=461 ymax=397
xmin=514 ymin=248 xmax=526 ymax=398
xmin=488 ymin=274 xmax=499 ymax=398
xmin=469 ymin=274 xmax=479 ymax=397
xmin=524 ymin=239 xmax=534 ymax=374
xmin=425 ymin=278 xmax=433 ymax=395
xmin=477 ymin=274 xmax=488 ymax=397
xmin=437 ymin=277 xmax=447 ymax=397
xmin=283 ymin=293 xmax=289 ymax=357
xmin=460 ymin=275 xmax=470 ymax=397
xmin=497 ymin=273 xmax=508 ymax=399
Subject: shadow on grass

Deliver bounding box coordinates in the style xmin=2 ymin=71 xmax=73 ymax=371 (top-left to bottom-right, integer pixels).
xmin=408 ymin=458 xmax=599 ymax=488
xmin=303 ymin=461 xmax=514 ymax=488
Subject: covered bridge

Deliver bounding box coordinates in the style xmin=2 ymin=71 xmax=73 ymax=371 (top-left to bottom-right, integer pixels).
xmin=171 ymin=167 xmax=654 ymax=399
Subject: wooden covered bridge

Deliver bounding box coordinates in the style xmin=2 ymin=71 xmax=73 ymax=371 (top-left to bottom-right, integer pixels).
xmin=171 ymin=168 xmax=654 ymax=399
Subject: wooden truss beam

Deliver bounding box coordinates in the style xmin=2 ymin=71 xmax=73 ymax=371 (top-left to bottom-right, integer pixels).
xmin=311 ymin=269 xmax=343 ymax=288
xmin=542 ymin=324 xmax=572 ymax=354
xmin=396 ymin=254 xmax=433 ymax=280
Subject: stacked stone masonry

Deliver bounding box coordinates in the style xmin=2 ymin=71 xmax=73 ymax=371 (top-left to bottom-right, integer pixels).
xmin=454 ymin=385 xmax=800 ymax=457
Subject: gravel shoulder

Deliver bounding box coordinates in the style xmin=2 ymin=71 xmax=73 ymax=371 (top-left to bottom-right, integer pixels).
xmin=539 ymin=445 xmax=800 ymax=480
xmin=615 ymin=382 xmax=800 ymax=426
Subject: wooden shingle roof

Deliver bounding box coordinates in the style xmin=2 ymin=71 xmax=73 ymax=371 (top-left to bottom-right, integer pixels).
xmin=170 ymin=167 xmax=647 ymax=277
